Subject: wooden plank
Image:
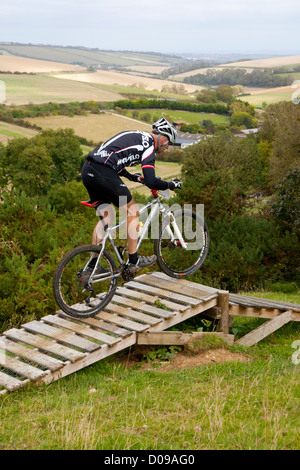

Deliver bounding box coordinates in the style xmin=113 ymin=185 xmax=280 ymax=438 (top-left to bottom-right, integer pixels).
xmin=109 ymin=294 xmax=175 ymax=318
xmin=135 ymin=273 xmax=209 ymax=300
xmin=106 ymin=302 xmax=161 ymax=325
xmin=137 ymin=331 xmax=191 ymax=345
xmin=146 ymin=297 xmax=218 ymax=335
xmin=0 ymin=338 xmax=63 ymax=372
xmin=150 ymin=272 xmax=219 ymax=295
xmin=95 ymin=311 xmax=148 ymax=332
xmin=37 ymin=333 xmax=137 ymax=385
xmin=0 ymin=371 xmax=26 ymax=392
xmin=236 ymin=310 xmax=294 ymax=347
xmin=42 ymin=315 xmax=120 ymax=346
xmin=137 ymin=331 xmax=235 ymax=346
xmin=229 ymin=304 xmax=300 ymax=321
xmin=0 ymin=354 xmax=47 ymax=381
xmin=4 ymin=328 xmax=85 ymax=362
xmin=230 ymin=293 xmax=300 ymax=312
xmin=116 ymin=285 xmax=189 ymax=311
xmin=59 ymin=313 xmax=132 ymax=337
xmin=124 ymin=280 xmax=199 ymax=306
xmin=22 ymin=321 xmax=101 ymax=352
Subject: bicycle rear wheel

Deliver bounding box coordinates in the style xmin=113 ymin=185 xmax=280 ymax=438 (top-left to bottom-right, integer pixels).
xmin=154 ymin=209 xmax=209 ymax=279
xmin=53 ymin=245 xmax=118 ymax=318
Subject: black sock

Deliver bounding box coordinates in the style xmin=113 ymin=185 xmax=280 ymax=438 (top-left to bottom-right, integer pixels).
xmin=129 ymin=252 xmax=138 ymax=264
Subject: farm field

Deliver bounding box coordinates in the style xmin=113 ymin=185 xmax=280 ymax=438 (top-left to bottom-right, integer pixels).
xmin=51 ymin=70 xmax=204 ymax=93
xmin=124 ymin=108 xmax=230 ymax=126
xmin=239 ymin=85 xmax=295 ymax=108
xmin=0 ymin=73 xmax=123 ymax=105
xmin=0 ymin=44 xmax=179 ymax=68
xmin=26 ymin=112 xmax=152 ymax=143
xmin=172 ymin=55 xmax=300 ymax=80
xmin=0 ymin=121 xmax=38 ymax=144
xmin=0 ymin=55 xmax=85 ymax=74
xmin=221 ymin=55 xmax=300 ymax=69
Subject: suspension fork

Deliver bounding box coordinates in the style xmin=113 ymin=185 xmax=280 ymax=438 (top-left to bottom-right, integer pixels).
xmin=161 ymin=208 xmax=188 ymax=249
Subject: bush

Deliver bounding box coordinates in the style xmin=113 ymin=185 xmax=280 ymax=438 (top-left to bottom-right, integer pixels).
xmin=270 ymin=166 xmax=300 ymax=234
xmin=0 ymin=191 xmax=96 ymax=332
xmin=198 ymin=215 xmax=300 ymax=291
xmin=178 ymin=133 xmax=263 ymax=217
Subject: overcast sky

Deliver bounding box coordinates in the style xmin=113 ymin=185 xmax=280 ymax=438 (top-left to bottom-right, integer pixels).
xmin=1 ymin=0 xmax=299 ymax=55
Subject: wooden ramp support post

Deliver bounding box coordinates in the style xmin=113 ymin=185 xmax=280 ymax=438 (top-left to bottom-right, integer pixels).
xmin=236 ymin=310 xmax=294 ymax=347
xmin=218 ymin=290 xmax=230 ymax=334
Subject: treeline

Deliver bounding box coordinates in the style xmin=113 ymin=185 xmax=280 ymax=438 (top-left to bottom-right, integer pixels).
xmin=113 ymin=98 xmax=229 ymax=115
xmin=184 ymin=68 xmax=294 ymax=87
xmin=0 ymin=100 xmax=102 ymax=120
xmin=160 ymin=61 xmax=215 ymax=78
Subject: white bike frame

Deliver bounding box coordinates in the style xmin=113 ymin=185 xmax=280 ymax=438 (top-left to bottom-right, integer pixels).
xmin=86 ymin=190 xmax=187 ymax=283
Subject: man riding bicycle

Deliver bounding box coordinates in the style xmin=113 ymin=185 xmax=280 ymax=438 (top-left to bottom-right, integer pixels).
xmin=81 ymin=117 xmax=182 ymax=274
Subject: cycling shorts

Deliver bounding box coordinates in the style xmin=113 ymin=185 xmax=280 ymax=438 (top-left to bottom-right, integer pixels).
xmin=81 ymin=160 xmax=132 ymax=208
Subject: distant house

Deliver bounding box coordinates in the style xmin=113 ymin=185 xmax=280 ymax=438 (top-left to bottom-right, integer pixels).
xmin=234 ymin=128 xmax=259 ymax=138
xmin=172 ymin=121 xmax=188 ymax=128
xmin=173 ymin=131 xmax=203 ymax=148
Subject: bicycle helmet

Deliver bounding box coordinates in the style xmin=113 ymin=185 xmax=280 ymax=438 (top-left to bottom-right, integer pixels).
xmin=152 ymin=117 xmax=177 ymax=144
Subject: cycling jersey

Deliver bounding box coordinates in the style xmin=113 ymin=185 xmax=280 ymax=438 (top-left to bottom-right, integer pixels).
xmin=87 ymin=130 xmax=168 ymax=190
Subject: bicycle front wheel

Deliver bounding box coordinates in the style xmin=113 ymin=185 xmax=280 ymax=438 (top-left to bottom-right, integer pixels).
xmin=154 ymin=209 xmax=209 ymax=279
xmin=53 ymin=245 xmax=118 ymax=318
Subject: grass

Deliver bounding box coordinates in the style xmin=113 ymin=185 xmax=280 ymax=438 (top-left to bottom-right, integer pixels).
xmin=0 ymin=122 xmax=38 ymax=144
xmin=240 ymin=91 xmax=293 ymax=108
xmin=0 ymin=73 xmax=122 ymax=105
xmin=125 ymin=108 xmax=230 ymax=125
xmin=0 ymin=288 xmax=299 ymax=450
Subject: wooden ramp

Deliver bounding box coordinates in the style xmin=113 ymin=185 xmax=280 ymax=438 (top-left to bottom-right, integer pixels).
xmin=0 ymin=272 xmax=299 ymax=395
xmin=0 ymin=273 xmax=220 ymax=394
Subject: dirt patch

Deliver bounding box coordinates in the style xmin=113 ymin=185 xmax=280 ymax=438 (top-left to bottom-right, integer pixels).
xmin=158 ymin=348 xmax=249 ymax=371
xmin=119 ymin=345 xmax=250 ymax=371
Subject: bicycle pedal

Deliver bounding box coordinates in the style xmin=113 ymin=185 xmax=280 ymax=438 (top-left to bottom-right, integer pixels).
xmin=121 ymin=265 xmax=135 ymax=282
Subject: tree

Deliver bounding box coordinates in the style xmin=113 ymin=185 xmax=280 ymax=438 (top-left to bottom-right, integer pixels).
xmin=216 ymin=84 xmax=234 ymax=103
xmin=230 ymin=111 xmax=258 ymax=129
xmin=0 ymin=129 xmax=84 ymax=196
xmin=259 ymin=102 xmax=300 ymax=184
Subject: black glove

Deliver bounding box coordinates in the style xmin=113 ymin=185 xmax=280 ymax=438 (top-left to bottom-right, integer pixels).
xmin=132 ymin=173 xmax=144 ymax=183
xmin=168 ymin=178 xmax=182 ymax=190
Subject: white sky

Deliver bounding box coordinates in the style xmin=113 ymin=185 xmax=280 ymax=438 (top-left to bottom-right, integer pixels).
xmin=1 ymin=0 xmax=299 ymax=55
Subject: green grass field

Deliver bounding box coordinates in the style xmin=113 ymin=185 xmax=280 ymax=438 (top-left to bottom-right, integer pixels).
xmin=0 ymin=73 xmax=123 ymax=105
xmin=240 ymin=91 xmax=293 ymax=108
xmin=0 ymin=122 xmax=38 ymax=144
xmin=124 ymin=108 xmax=230 ymax=126
xmin=0 ymin=287 xmax=299 ymax=450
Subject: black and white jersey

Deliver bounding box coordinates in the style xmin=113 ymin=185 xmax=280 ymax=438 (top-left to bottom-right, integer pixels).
xmin=86 ymin=130 xmax=168 ymax=190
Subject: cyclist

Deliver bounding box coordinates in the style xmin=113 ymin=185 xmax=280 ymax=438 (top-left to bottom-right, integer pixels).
xmin=81 ymin=117 xmax=182 ymax=274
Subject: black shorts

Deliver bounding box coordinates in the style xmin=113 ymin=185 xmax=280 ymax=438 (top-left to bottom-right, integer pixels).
xmin=81 ymin=160 xmax=132 ymax=208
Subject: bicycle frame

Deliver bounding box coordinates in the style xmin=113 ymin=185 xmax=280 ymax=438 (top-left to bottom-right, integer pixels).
xmin=85 ymin=190 xmax=187 ymax=284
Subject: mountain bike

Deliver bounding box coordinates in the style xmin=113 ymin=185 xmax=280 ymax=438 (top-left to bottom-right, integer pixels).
xmin=52 ymin=188 xmax=210 ymax=318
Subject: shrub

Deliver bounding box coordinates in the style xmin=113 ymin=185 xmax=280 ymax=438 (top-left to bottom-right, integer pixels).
xmin=270 ymin=166 xmax=300 ymax=234
xmin=197 ymin=215 xmax=300 ymax=291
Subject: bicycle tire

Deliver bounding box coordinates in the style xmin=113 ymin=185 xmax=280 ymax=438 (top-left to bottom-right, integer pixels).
xmin=53 ymin=245 xmax=118 ymax=318
xmin=154 ymin=209 xmax=210 ymax=279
